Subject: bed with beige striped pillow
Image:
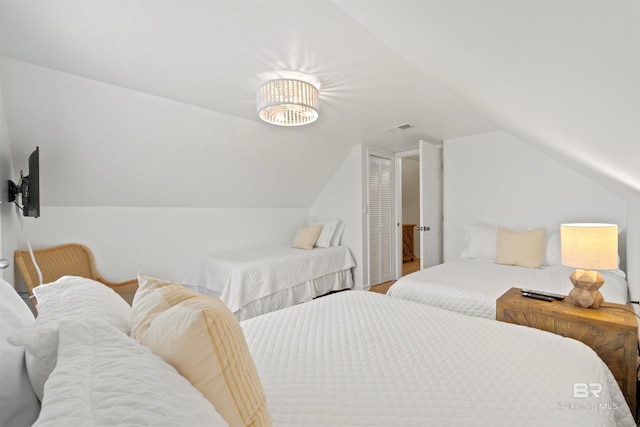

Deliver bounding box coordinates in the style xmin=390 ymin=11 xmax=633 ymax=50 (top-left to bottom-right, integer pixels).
xmin=131 ymin=273 xmax=271 ymax=427
xmin=496 ymin=228 xmax=545 ymax=268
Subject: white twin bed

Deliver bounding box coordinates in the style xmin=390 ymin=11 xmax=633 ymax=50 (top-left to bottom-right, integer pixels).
xmin=182 ymin=219 xmax=356 ymax=320
xmin=2 ymin=275 xmax=635 ymax=426
xmin=388 ymin=258 xmax=629 ymax=319
xmin=389 ymin=224 xmax=630 ymax=319
xmin=182 ymin=245 xmax=356 ymax=320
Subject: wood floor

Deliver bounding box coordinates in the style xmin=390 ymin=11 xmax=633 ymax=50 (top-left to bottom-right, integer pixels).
xmin=403 ymin=257 xmax=421 ymax=276
xmin=370 ymin=258 xmax=420 ymax=295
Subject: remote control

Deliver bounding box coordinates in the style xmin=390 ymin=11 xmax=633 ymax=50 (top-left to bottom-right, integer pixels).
xmin=521 ymin=291 xmax=553 ymax=302
xmin=521 ymin=289 xmax=565 ymax=301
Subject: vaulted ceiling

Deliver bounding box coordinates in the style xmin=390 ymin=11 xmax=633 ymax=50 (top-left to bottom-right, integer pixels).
xmin=0 ymin=0 xmax=637 ymax=208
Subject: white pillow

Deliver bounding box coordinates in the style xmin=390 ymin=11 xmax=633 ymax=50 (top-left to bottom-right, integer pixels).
xmin=330 ymin=221 xmax=345 ymax=246
xmin=8 ymin=276 xmax=132 ymax=401
xmin=544 ymin=229 xmax=561 ymax=265
xmin=460 ymin=224 xmax=498 ymax=260
xmin=0 ymin=278 xmax=40 ymax=426
xmin=34 ymin=319 xmax=226 ymax=426
xmin=309 ymin=219 xmax=340 ymax=248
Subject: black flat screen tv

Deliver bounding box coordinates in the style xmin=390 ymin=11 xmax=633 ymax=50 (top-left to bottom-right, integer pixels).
xmin=7 ymin=147 xmax=40 ymax=218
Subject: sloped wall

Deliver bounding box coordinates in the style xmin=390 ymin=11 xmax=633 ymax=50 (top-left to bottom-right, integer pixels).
xmin=1 ymin=57 xmax=353 ymax=285
xmin=443 ymin=131 xmax=627 ymax=269
xmin=0 ymin=58 xmax=350 ymax=210
xmin=310 ymin=145 xmax=365 ymax=287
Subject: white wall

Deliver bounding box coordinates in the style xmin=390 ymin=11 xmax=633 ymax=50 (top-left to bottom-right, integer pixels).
xmin=0 ymin=75 xmax=18 ymax=284
xmin=443 ymin=131 xmax=627 ymax=269
xmin=1 ymin=58 xmax=349 ymax=290
xmin=626 ymin=195 xmax=640 ymax=303
xmin=310 ymin=145 xmax=364 ymax=287
xmin=17 ymin=144 xmax=367 ymax=290
xmin=20 ymin=207 xmax=308 ymax=285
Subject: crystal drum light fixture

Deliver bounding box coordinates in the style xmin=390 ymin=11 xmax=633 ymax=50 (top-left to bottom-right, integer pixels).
xmin=560 ymin=223 xmax=618 ymax=309
xmin=257 ymin=78 xmax=319 ymax=126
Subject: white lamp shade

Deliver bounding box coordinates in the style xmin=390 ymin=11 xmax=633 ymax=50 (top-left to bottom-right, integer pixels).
xmin=560 ymin=223 xmax=618 ymax=270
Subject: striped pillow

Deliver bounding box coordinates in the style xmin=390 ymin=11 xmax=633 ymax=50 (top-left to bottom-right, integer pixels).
xmin=131 ymin=273 xmax=271 ymax=427
xmin=496 ymin=228 xmax=545 ymax=268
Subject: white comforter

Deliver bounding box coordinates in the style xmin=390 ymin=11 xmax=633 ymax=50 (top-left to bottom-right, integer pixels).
xmin=387 ymin=258 xmax=629 ymax=319
xmin=183 ymin=245 xmax=355 ymax=313
xmin=241 ymin=291 xmax=634 ymax=426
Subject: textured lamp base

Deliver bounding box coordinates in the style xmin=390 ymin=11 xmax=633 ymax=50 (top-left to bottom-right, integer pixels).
xmin=567 ymin=269 xmax=604 ymax=309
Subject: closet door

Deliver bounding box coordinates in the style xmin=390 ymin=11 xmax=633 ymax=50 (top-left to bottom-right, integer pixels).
xmin=369 ymin=156 xmax=392 ymax=286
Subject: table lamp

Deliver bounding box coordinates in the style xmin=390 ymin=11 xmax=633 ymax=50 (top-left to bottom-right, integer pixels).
xmin=560 ymin=223 xmax=618 ymax=309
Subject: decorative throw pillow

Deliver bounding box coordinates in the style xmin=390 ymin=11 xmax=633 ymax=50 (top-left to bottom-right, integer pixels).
xmin=35 ymin=319 xmax=226 ymax=426
xmin=496 ymin=228 xmax=545 ymax=268
xmin=132 ymin=273 xmax=271 ymax=427
xmin=292 ymin=224 xmax=322 ymax=250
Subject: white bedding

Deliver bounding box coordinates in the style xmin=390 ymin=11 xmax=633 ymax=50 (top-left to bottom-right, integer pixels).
xmin=35 ymin=319 xmax=226 ymax=426
xmin=241 ymin=291 xmax=634 ymax=426
xmin=387 ymin=258 xmax=629 ymax=319
xmin=182 ymin=245 xmax=355 ymax=319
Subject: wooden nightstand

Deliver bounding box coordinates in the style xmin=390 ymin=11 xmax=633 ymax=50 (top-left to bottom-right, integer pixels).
xmin=496 ymin=287 xmax=638 ymax=413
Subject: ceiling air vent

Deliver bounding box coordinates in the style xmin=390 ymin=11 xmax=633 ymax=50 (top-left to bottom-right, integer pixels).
xmin=383 ymin=123 xmax=414 ymax=131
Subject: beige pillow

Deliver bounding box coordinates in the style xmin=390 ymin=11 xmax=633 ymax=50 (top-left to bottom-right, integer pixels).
xmin=496 ymin=228 xmax=545 ymax=268
xmin=292 ymin=224 xmax=322 ymax=250
xmin=131 ymin=274 xmax=271 ymax=427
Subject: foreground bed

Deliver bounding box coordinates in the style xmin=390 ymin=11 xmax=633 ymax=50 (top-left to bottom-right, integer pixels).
xmin=388 ymin=258 xmax=629 ymax=319
xmin=3 ymin=276 xmax=634 ymax=426
xmin=242 ymin=291 xmax=633 ymax=426
xmin=182 ymin=245 xmax=355 ymax=320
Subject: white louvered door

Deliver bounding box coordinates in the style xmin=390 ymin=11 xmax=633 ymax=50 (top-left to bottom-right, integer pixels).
xmin=369 ymin=156 xmax=392 ymax=286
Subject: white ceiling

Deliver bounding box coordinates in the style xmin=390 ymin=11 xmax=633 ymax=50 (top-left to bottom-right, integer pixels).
xmin=0 ymin=0 xmax=637 ymax=208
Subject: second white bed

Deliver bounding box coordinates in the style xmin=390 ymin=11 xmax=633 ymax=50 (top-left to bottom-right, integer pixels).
xmin=182 ymin=245 xmax=356 ymax=320
xmin=387 ymin=258 xmax=629 ymax=319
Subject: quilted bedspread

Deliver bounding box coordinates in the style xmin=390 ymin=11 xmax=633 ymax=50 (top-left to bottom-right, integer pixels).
xmin=183 ymin=245 xmax=355 ymax=313
xmin=387 ymin=258 xmax=629 ymax=319
xmin=241 ymin=291 xmax=634 ymax=426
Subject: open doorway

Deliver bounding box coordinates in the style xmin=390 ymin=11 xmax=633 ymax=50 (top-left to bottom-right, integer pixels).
xmin=399 ymin=155 xmax=421 ymax=277
xmin=395 ymin=141 xmax=443 ymax=280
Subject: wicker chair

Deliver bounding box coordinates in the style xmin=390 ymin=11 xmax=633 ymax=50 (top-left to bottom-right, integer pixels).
xmin=14 ymin=243 xmax=138 ymax=309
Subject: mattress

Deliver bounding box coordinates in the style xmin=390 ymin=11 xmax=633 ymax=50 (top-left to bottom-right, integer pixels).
xmin=387 ymin=258 xmax=629 ymax=319
xmin=182 ymin=245 xmax=355 ymax=317
xmin=241 ymin=291 xmax=634 ymax=426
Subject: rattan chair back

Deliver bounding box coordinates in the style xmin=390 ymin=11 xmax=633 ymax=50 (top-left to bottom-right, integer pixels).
xmin=14 ymin=243 xmax=137 ymax=309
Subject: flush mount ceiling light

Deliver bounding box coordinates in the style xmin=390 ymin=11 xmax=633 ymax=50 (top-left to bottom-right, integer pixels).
xmin=257 ymin=78 xmax=319 ymax=126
